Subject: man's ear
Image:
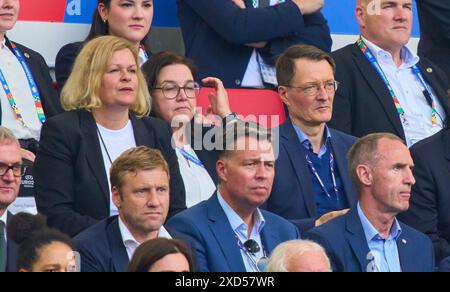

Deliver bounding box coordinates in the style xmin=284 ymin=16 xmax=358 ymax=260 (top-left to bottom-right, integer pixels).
xmin=112 ymin=186 xmax=121 ymax=209
xmin=216 ymin=159 xmax=228 ymax=183
xmin=356 ymin=164 xmax=373 ymax=187
xmin=278 ymin=86 xmax=291 ymax=107
xmin=355 ymin=2 xmax=367 ymax=29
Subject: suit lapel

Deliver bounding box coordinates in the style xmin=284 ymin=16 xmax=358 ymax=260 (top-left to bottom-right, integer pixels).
xmin=79 ymin=111 xmax=110 ymax=206
xmin=207 ymin=195 xmax=247 ymax=272
xmin=6 ymin=213 xmax=18 ymax=272
xmin=396 ymin=226 xmax=415 ymax=272
xmin=280 ymin=119 xmax=316 ymax=216
xmin=345 ymin=208 xmax=371 ymax=272
xmin=260 ymin=217 xmax=279 ymax=254
xmin=330 ymin=131 xmax=357 ymax=206
xmin=351 ymin=44 xmax=405 ymax=139
xmin=106 ymin=217 xmax=130 ymax=272
xmin=418 ymin=61 xmax=450 ymax=122
xmin=130 ymin=113 xmax=154 ymax=147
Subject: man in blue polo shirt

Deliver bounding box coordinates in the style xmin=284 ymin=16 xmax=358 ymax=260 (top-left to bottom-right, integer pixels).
xmin=265 ymin=44 xmax=358 ymax=233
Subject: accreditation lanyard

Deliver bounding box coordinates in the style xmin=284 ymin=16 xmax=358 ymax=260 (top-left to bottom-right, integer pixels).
xmin=251 ymin=0 xmax=285 ymax=8
xmin=139 ymin=45 xmax=149 ymax=63
xmin=305 ymin=150 xmax=340 ymax=201
xmin=177 ymin=147 xmax=205 ymax=168
xmin=0 ymin=39 xmax=46 ymax=125
xmin=357 ymin=37 xmax=439 ymax=126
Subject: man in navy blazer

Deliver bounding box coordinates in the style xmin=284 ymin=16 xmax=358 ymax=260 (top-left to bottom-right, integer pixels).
xmin=329 ymin=0 xmax=450 ymax=148
xmin=307 ymin=133 xmax=435 ymax=272
xmin=265 ymin=45 xmax=358 ymax=233
xmin=0 ymin=127 xmax=23 ymax=272
xmin=73 ymin=147 xmax=173 ymax=272
xmin=177 ymin=0 xmax=332 ymax=88
xmin=167 ymin=121 xmax=300 ymax=272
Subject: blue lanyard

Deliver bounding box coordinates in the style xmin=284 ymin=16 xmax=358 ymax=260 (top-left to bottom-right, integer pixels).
xmin=305 ymin=151 xmax=340 ymax=200
xmin=139 ymin=45 xmax=149 ymax=64
xmin=0 ymin=38 xmax=46 ymax=125
xmin=358 ymin=37 xmax=440 ymax=126
xmin=177 ymin=147 xmax=205 ymax=168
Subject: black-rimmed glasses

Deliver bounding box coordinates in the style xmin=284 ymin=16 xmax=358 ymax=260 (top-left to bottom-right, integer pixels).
xmin=0 ymin=163 xmax=27 ymax=177
xmin=152 ymin=81 xmax=200 ymax=100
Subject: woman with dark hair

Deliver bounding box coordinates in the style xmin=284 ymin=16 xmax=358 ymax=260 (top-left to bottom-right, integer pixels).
xmin=142 ymin=52 xmax=237 ymax=207
xmin=55 ymin=0 xmax=153 ymax=90
xmin=8 ymin=213 xmax=77 ymax=272
xmin=128 ymin=238 xmax=193 ymax=272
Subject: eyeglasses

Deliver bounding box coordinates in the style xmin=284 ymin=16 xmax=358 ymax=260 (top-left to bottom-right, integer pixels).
xmin=0 ymin=163 xmax=26 ymax=177
xmin=152 ymin=81 xmax=200 ymax=100
xmin=284 ymin=80 xmax=340 ymax=96
xmin=242 ymin=239 xmax=269 ymax=272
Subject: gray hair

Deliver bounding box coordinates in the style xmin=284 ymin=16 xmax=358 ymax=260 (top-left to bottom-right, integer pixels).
xmin=265 ymin=240 xmax=331 ymax=272
xmin=347 ymin=133 xmax=404 ymax=192
xmin=0 ymin=127 xmax=19 ymax=145
xmin=219 ymin=120 xmax=272 ymax=159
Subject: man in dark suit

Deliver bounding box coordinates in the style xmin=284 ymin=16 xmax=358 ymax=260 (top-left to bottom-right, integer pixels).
xmin=0 ymin=127 xmax=24 ymax=272
xmin=398 ymin=127 xmax=450 ymax=264
xmin=416 ymin=0 xmax=450 ymax=83
xmin=73 ymin=147 xmax=173 ymax=272
xmin=167 ymin=121 xmax=300 ymax=272
xmin=329 ymin=0 xmax=450 ymax=148
xmin=177 ymin=0 xmax=332 ymax=88
xmin=307 ymin=133 xmax=435 ymax=272
xmin=0 ymin=0 xmax=62 ymax=160
xmin=265 ymin=45 xmax=358 ymax=233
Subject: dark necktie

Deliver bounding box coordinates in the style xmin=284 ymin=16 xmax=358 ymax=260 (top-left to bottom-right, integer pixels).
xmin=0 ymin=221 xmax=6 ymax=272
xmin=259 ymin=0 xmax=270 ymax=8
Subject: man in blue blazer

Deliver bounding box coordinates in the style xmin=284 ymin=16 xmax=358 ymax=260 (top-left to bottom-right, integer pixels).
xmin=73 ymin=147 xmax=173 ymax=272
xmin=265 ymin=45 xmax=358 ymax=233
xmin=167 ymin=121 xmax=300 ymax=272
xmin=307 ymin=133 xmax=435 ymax=272
xmin=177 ymin=0 xmax=332 ymax=88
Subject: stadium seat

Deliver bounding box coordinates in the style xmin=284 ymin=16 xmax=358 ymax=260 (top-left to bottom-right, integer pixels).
xmin=197 ymin=88 xmax=286 ymax=129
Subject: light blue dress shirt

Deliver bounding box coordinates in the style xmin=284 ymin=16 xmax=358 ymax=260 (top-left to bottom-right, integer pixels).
xmin=292 ymin=122 xmax=332 ymax=158
xmin=217 ymin=191 xmax=266 ymax=272
xmin=357 ymin=203 xmax=402 ymax=272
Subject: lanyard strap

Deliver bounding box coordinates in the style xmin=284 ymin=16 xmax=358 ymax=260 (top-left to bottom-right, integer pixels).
xmin=176 ymin=147 xmax=205 ymax=168
xmin=252 ymin=0 xmax=285 ymax=8
xmin=357 ymin=37 xmax=439 ymax=126
xmin=305 ymin=151 xmax=340 ymax=200
xmin=139 ymin=45 xmax=149 ymax=63
xmin=0 ymin=38 xmax=46 ymax=125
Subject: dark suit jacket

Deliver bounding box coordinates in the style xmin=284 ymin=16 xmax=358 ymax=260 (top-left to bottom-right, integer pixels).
xmin=417 ymin=0 xmax=450 ymax=83
xmin=72 ymin=216 xmax=129 ymax=272
xmin=265 ymin=119 xmax=358 ymax=233
xmin=5 ymin=212 xmax=18 ymax=273
xmin=329 ymin=43 xmax=450 ymax=141
xmin=398 ymin=128 xmax=450 ymax=263
xmin=178 ymin=0 xmax=332 ymax=87
xmin=166 ymin=193 xmax=300 ymax=272
xmin=306 ymin=207 xmax=435 ymax=272
xmin=34 ymin=110 xmax=186 ymax=237
xmin=1 ymin=38 xmax=62 ymax=123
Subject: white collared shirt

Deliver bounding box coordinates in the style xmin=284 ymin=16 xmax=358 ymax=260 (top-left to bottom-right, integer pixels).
xmin=0 ymin=211 xmax=8 ymax=243
xmin=118 ymin=216 xmax=172 ymax=260
xmin=0 ymin=39 xmax=42 ymax=140
xmin=362 ymin=37 xmax=445 ymax=147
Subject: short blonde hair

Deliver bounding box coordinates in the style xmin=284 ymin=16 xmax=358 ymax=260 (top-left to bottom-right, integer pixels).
xmin=110 ymin=146 xmax=169 ymax=194
xmin=0 ymin=126 xmax=19 ymax=146
xmin=61 ymin=35 xmax=151 ymax=117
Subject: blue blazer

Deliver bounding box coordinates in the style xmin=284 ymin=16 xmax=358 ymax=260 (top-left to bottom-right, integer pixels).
xmin=72 ymin=216 xmax=129 ymax=272
xmin=166 ymin=194 xmax=300 ymax=272
xmin=306 ymin=207 xmax=435 ymax=272
xmin=264 ymin=119 xmax=358 ymax=233
xmin=6 ymin=213 xmax=18 ymax=272
xmin=177 ymin=0 xmax=332 ymax=87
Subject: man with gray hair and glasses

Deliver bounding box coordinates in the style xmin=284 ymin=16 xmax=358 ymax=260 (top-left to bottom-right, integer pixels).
xmin=306 ymin=133 xmax=434 ymax=272
xmin=0 ymin=126 xmax=26 ymax=272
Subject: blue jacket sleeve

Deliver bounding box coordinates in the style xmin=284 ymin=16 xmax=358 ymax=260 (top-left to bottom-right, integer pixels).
xmin=182 ymin=0 xmax=306 ymax=44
